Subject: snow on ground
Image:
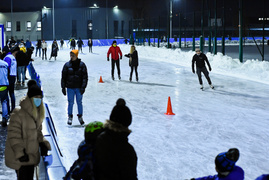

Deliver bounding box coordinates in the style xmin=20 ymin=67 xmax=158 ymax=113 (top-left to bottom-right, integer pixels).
xmin=4 ymin=43 xmax=269 ymax=179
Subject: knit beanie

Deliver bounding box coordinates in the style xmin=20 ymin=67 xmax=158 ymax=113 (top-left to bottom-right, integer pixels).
xmin=71 ymin=49 xmax=79 ymax=57
xmin=215 ymin=148 xmax=240 ymax=172
xmin=27 ymin=80 xmax=43 ymax=98
xmin=112 ymin=40 xmax=117 ymax=44
xmin=109 ymin=98 xmax=132 ymax=127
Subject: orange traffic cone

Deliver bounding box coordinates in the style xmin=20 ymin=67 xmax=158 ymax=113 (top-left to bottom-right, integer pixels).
xmin=164 ymin=96 xmax=175 ymax=115
xmin=98 ymin=76 xmax=104 ymax=83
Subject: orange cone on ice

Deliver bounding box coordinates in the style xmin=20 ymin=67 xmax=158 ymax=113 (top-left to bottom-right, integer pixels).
xmin=98 ymin=76 xmax=104 ymax=83
xmin=164 ymin=96 xmax=175 ymax=115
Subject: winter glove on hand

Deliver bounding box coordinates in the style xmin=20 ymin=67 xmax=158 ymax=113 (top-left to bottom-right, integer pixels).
xmin=192 ymin=69 xmax=195 ymax=74
xmin=19 ymin=149 xmax=29 ymax=162
xmin=107 ymin=57 xmax=109 ymax=61
xmin=209 ymin=67 xmax=212 ymax=71
xmin=120 ymin=56 xmax=122 ymax=60
xmin=80 ymin=88 xmax=85 ymax=95
xmin=39 ymin=142 xmax=49 ymax=156
xmin=62 ymin=88 xmax=66 ymax=96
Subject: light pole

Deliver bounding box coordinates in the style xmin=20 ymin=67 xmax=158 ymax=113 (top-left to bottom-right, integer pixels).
xmin=11 ymin=0 xmax=13 ymax=37
xmin=170 ymin=0 xmax=173 ymax=39
xmin=52 ymin=0 xmax=55 ymax=40
xmin=106 ymin=0 xmax=108 ymax=39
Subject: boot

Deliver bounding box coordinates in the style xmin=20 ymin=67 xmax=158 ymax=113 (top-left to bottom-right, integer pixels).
xmin=136 ymin=77 xmax=139 ymax=82
xmin=1 ymin=118 xmax=7 ymax=127
xmin=210 ymin=84 xmax=214 ymax=89
xmin=200 ymin=84 xmax=204 ymax=90
xmin=77 ymin=114 xmax=84 ymax=125
xmin=67 ymin=114 xmax=73 ymax=125
xmin=129 ymin=77 xmax=132 ymax=82
xmin=118 ymin=75 xmax=121 ymax=80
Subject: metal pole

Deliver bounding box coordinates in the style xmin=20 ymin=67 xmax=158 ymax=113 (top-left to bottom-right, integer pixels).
xmin=179 ymin=13 xmax=181 ymax=48
xmin=222 ymin=0 xmax=225 ymax=55
xmin=239 ymin=0 xmax=243 ymax=62
xmin=192 ymin=12 xmax=195 ymax=51
xmin=52 ymin=0 xmax=55 ymax=40
xmin=106 ymin=0 xmax=108 ymax=39
xmin=262 ymin=0 xmax=265 ymax=61
xmin=213 ymin=0 xmax=217 ymax=55
xmin=201 ymin=0 xmax=204 ymax=52
xmin=170 ymin=0 xmax=173 ymax=40
xmin=11 ymin=0 xmax=13 ymax=37
xmin=208 ymin=0 xmax=212 ymax=53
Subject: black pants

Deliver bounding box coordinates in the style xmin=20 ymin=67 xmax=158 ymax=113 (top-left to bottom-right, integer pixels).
xmin=196 ymin=67 xmax=212 ymax=85
xmin=42 ymin=48 xmax=47 ymax=59
xmin=16 ymin=165 xmax=35 ymax=180
xmin=111 ymin=59 xmax=120 ymax=77
xmin=89 ymin=46 xmax=92 ymax=53
xmin=130 ymin=66 xmax=138 ymax=80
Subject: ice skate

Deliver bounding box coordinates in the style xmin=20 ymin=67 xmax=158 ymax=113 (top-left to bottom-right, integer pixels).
xmin=136 ymin=77 xmax=139 ymax=82
xmin=200 ymin=85 xmax=204 ymax=90
xmin=129 ymin=77 xmax=132 ymax=82
xmin=210 ymin=84 xmax=214 ymax=89
xmin=67 ymin=115 xmax=73 ymax=125
xmin=112 ymin=76 xmax=115 ymax=80
xmin=118 ymin=75 xmax=121 ymax=80
xmin=77 ymin=114 xmax=84 ymax=125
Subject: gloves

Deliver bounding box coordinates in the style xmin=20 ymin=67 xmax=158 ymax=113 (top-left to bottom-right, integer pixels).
xmin=39 ymin=142 xmax=49 ymax=156
xmin=80 ymin=88 xmax=85 ymax=95
xmin=62 ymin=88 xmax=66 ymax=96
xmin=192 ymin=70 xmax=195 ymax=74
xmin=209 ymin=67 xmax=212 ymax=71
xmin=19 ymin=149 xmax=29 ymax=162
xmin=120 ymin=56 xmax=122 ymax=60
xmin=107 ymin=57 xmax=109 ymax=61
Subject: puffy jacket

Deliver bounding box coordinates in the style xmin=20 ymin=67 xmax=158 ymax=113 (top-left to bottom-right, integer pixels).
xmin=5 ymin=96 xmax=51 ymax=170
xmin=61 ymin=58 xmax=88 ymax=89
xmin=4 ymin=53 xmax=17 ymax=76
xmin=16 ymin=51 xmax=28 ymax=67
xmin=192 ymin=53 xmax=211 ymax=70
xmin=107 ymin=46 xmax=122 ymax=60
xmin=94 ymin=120 xmax=138 ymax=180
xmin=194 ymin=166 xmax=244 ymax=180
xmin=0 ymin=60 xmax=9 ymax=86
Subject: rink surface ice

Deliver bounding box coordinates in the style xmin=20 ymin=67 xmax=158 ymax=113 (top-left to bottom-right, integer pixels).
xmin=3 ymin=44 xmax=269 ymax=180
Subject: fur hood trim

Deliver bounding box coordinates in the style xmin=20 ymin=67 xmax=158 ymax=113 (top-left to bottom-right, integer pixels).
xmin=104 ymin=120 xmax=131 ymax=134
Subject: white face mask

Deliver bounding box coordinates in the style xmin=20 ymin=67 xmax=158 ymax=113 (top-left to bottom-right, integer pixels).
xmin=33 ymin=98 xmax=42 ymax=107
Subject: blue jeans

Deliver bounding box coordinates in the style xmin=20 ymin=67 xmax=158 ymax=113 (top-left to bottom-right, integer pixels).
xmin=36 ymin=47 xmax=41 ymax=57
xmin=17 ymin=66 xmax=25 ymax=83
xmin=0 ymin=89 xmax=8 ymax=120
xmin=67 ymin=88 xmax=83 ymax=116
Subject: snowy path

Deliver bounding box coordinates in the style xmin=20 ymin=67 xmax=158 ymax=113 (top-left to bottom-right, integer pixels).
xmin=3 ymin=45 xmax=268 ymax=180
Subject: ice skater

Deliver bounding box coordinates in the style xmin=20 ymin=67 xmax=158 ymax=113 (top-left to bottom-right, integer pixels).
xmin=125 ymin=45 xmax=139 ymax=82
xmin=61 ymin=49 xmax=88 ymax=125
xmin=107 ymin=40 xmax=122 ymax=80
xmin=192 ymin=48 xmax=214 ymax=90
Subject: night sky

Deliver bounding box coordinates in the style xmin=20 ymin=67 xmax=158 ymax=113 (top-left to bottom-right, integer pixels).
xmin=0 ymin=0 xmax=268 ymax=19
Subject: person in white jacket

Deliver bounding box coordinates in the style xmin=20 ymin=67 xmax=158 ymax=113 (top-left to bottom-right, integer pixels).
xmin=41 ymin=40 xmax=47 ymax=60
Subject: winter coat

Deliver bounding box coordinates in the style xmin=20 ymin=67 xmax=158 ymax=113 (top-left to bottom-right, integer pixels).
xmin=107 ymin=46 xmax=122 ymax=60
xmin=16 ymin=51 xmax=28 ymax=67
xmin=42 ymin=42 xmax=47 ymax=49
xmin=64 ymin=140 xmax=96 ymax=180
xmin=256 ymin=175 xmax=269 ymax=180
xmin=88 ymin=40 xmax=93 ymax=47
xmin=5 ymin=96 xmax=51 ymax=170
xmin=192 ymin=53 xmax=211 ymax=71
xmin=94 ymin=120 xmax=138 ymax=180
xmin=4 ymin=53 xmax=17 ymax=77
xmin=77 ymin=39 xmax=84 ymax=48
xmin=61 ymin=58 xmax=88 ymax=89
xmin=125 ymin=50 xmax=138 ymax=67
xmin=51 ymin=43 xmax=59 ymax=57
xmin=36 ymin=40 xmax=42 ymax=48
xmin=0 ymin=60 xmax=9 ymax=86
xmin=194 ymin=166 xmax=244 ymax=180
xmin=25 ymin=41 xmax=32 ymax=49
xmin=71 ymin=40 xmax=76 ymax=48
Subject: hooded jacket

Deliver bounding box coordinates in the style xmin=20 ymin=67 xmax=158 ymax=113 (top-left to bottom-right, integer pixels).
xmin=5 ymin=96 xmax=51 ymax=170
xmin=61 ymin=58 xmax=88 ymax=89
xmin=94 ymin=120 xmax=138 ymax=180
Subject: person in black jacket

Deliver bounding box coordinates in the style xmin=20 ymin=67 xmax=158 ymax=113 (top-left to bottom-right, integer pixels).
xmin=77 ymin=37 xmax=84 ymax=53
xmin=49 ymin=40 xmax=59 ymax=60
xmin=16 ymin=47 xmax=28 ymax=86
xmin=94 ymin=98 xmax=138 ymax=180
xmin=192 ymin=48 xmax=214 ymax=90
xmin=61 ymin=49 xmax=88 ymax=126
xmin=125 ymin=45 xmax=139 ymax=82
xmin=64 ymin=121 xmax=104 ymax=180
xmin=88 ymin=39 xmax=93 ymax=53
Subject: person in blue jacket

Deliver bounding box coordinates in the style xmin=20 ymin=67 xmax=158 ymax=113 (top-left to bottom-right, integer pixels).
xmin=63 ymin=121 xmax=104 ymax=180
xmin=191 ymin=148 xmax=244 ymax=180
xmin=256 ymin=174 xmax=269 ymax=180
xmin=0 ymin=58 xmax=9 ymax=127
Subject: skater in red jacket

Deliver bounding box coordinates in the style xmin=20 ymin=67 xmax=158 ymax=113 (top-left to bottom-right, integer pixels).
xmin=107 ymin=40 xmax=122 ymax=80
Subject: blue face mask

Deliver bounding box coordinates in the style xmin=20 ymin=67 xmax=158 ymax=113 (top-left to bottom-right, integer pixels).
xmin=33 ymin=98 xmax=42 ymax=107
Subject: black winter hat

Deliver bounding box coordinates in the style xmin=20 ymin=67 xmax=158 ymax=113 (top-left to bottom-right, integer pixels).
xmin=215 ymin=148 xmax=240 ymax=172
xmin=110 ymin=98 xmax=132 ymax=127
xmin=10 ymin=46 xmax=20 ymax=53
xmin=112 ymin=40 xmax=117 ymax=44
xmin=27 ymin=80 xmax=43 ymax=98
